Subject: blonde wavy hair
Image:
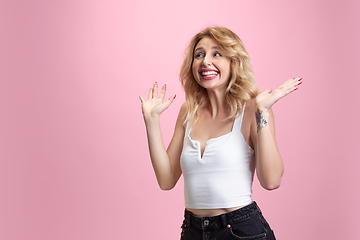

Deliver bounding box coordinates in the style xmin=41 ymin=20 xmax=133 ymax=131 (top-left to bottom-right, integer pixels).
xmin=180 ymin=27 xmax=260 ymax=125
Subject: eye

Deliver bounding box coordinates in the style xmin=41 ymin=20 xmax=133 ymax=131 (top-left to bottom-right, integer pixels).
xmin=214 ymin=52 xmax=222 ymax=57
xmin=195 ymin=52 xmax=204 ymax=58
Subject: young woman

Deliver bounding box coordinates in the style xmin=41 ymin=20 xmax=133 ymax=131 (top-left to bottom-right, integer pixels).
xmin=139 ymin=27 xmax=302 ymax=240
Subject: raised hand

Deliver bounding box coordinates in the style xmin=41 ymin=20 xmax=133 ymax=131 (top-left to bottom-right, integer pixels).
xmin=255 ymin=77 xmax=302 ymax=111
xmin=139 ymin=82 xmax=176 ymax=120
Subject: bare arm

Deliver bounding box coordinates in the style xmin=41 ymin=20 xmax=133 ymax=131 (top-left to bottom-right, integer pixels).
xmin=139 ymin=83 xmax=185 ymax=190
xmin=251 ymin=107 xmax=283 ymax=190
xmin=251 ymin=77 xmax=302 ymax=190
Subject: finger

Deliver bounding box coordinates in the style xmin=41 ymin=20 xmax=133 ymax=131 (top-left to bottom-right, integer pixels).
xmin=289 ymin=78 xmax=302 ymax=89
xmin=283 ymin=84 xmax=300 ymax=96
xmin=296 ymin=77 xmax=303 ymax=87
xmin=288 ymin=77 xmax=302 ymax=87
xmin=263 ymin=88 xmax=272 ymax=94
xmin=279 ymin=81 xmax=295 ymax=91
xmin=153 ymin=82 xmax=158 ymax=98
xmin=139 ymin=95 xmax=145 ymax=103
xmin=281 ymin=77 xmax=300 ymax=87
xmin=162 ymin=95 xmax=176 ymax=110
xmin=293 ymin=79 xmax=302 ymax=91
xmin=159 ymin=84 xmax=166 ymax=101
xmin=289 ymin=77 xmax=302 ymax=86
xmin=279 ymin=79 xmax=294 ymax=89
xmin=280 ymin=78 xmax=302 ymax=91
xmin=148 ymin=87 xmax=153 ymax=100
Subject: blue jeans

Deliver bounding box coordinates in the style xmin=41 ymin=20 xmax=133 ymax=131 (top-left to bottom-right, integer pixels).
xmin=180 ymin=202 xmax=276 ymax=240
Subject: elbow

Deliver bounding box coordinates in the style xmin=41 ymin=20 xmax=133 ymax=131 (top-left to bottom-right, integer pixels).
xmin=258 ymin=167 xmax=284 ymax=191
xmin=159 ymin=185 xmax=174 ymax=191
xmin=262 ymin=182 xmax=281 ymax=191
xmin=260 ymin=178 xmax=282 ymax=191
xmin=158 ymin=182 xmax=176 ymax=191
xmin=156 ymin=174 xmax=179 ymax=191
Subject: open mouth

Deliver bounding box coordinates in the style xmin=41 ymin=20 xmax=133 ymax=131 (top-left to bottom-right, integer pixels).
xmin=201 ymin=70 xmax=218 ymax=76
xmin=199 ymin=69 xmax=219 ymax=80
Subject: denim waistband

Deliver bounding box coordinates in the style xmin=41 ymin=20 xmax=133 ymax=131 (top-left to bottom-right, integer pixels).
xmin=184 ymin=201 xmax=262 ymax=230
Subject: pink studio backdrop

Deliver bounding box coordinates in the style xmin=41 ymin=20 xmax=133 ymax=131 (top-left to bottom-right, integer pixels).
xmin=1 ymin=0 xmax=359 ymax=239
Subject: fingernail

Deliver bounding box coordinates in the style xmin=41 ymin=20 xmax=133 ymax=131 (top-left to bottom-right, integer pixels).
xmin=294 ymin=88 xmax=298 ymax=91
xmin=298 ymin=78 xmax=302 ymax=81
xmin=174 ymin=94 xmax=177 ymax=99
xmin=298 ymin=81 xmax=302 ymax=85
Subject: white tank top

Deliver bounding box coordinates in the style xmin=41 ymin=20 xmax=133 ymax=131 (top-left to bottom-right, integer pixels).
xmin=180 ymin=104 xmax=255 ymax=209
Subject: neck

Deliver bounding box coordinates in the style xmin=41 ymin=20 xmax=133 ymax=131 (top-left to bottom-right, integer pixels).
xmin=206 ymin=89 xmax=229 ymax=118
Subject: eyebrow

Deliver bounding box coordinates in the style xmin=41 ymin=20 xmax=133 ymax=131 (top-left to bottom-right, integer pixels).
xmin=194 ymin=46 xmax=220 ymax=52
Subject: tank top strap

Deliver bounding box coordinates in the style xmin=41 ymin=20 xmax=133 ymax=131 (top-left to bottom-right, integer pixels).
xmin=184 ymin=118 xmax=192 ymax=136
xmin=232 ymin=102 xmax=247 ymax=132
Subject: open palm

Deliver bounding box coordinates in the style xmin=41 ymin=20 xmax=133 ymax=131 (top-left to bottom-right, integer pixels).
xmin=255 ymin=78 xmax=302 ymax=110
xmin=139 ymin=83 xmax=175 ymax=118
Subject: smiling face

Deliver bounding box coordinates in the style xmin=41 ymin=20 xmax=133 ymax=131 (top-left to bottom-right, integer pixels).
xmin=192 ymin=37 xmax=231 ymax=92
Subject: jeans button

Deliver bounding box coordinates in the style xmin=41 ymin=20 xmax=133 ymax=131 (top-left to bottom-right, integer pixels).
xmin=204 ymin=220 xmax=209 ymax=226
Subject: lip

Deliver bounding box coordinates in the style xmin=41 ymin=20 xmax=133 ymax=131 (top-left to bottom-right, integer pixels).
xmin=199 ymin=68 xmax=219 ymax=80
xmin=199 ymin=68 xmax=219 ymax=73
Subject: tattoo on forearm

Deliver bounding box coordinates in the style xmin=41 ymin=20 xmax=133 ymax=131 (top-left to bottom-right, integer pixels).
xmin=255 ymin=110 xmax=267 ymax=132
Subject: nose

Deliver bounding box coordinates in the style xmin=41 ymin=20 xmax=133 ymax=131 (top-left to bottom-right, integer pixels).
xmin=202 ymin=57 xmax=211 ymax=66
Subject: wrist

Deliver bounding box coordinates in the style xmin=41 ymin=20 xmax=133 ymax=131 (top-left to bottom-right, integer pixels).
xmin=143 ymin=112 xmax=160 ymax=123
xmin=255 ymin=103 xmax=270 ymax=112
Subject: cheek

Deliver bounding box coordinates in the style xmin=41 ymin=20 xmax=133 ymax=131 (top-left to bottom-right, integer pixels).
xmin=191 ymin=63 xmax=199 ymax=77
xmin=224 ymin=62 xmax=232 ymax=76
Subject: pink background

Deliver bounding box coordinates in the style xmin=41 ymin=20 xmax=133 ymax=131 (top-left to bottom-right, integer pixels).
xmin=1 ymin=0 xmax=360 ymax=239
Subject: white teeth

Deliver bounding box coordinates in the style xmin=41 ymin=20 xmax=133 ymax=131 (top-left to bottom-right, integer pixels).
xmin=201 ymin=71 xmax=218 ymax=76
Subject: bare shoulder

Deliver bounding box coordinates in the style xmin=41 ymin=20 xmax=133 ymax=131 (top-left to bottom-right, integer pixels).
xmin=175 ymin=103 xmax=188 ymax=130
xmin=179 ymin=103 xmax=188 ymax=117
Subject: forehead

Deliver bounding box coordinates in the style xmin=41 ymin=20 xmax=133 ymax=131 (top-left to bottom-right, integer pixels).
xmin=194 ymin=37 xmax=220 ymax=51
